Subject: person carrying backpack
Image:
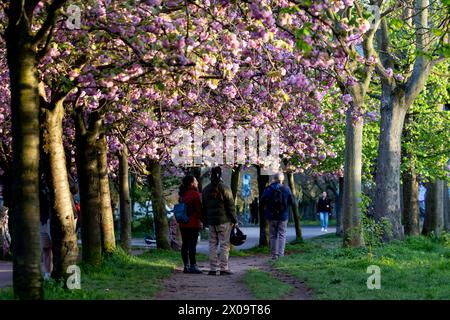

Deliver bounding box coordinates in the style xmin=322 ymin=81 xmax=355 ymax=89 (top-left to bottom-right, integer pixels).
xmin=261 ymin=172 xmax=294 ymax=260
xmin=202 ymin=167 xmax=237 ymax=275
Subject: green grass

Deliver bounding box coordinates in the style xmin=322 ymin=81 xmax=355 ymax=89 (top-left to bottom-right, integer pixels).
xmin=242 ymin=268 xmax=294 ymax=299
xmin=273 ymin=233 xmax=450 ymax=300
xmin=0 ymin=249 xmax=206 ymax=300
xmin=298 ymin=219 xmax=337 ymax=227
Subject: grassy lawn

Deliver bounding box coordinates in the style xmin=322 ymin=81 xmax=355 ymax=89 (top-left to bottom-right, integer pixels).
xmin=298 ymin=219 xmax=337 ymax=227
xmin=0 ymin=249 xmax=206 ymax=300
xmin=242 ymin=268 xmax=294 ymax=299
xmin=273 ymin=233 xmax=450 ymax=300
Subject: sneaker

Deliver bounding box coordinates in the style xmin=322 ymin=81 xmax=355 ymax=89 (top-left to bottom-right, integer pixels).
xmin=324 ymin=229 xmax=328 ymax=233
xmin=321 ymin=227 xmax=324 ymax=232
xmin=208 ymin=270 xmax=217 ymax=276
xmin=219 ymin=270 xmax=234 ymax=275
xmin=183 ymin=266 xmax=190 ymax=273
xmin=189 ymin=265 xmax=202 ymax=274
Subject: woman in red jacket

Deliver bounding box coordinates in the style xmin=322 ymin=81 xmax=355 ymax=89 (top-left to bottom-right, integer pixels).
xmin=178 ymin=175 xmax=203 ymax=274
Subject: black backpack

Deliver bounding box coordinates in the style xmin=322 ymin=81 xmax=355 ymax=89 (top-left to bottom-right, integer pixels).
xmin=268 ymin=185 xmax=286 ymax=217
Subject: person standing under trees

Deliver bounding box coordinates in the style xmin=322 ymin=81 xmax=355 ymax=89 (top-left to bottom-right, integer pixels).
xmin=317 ymin=191 xmax=332 ymax=233
xmin=250 ymin=197 xmax=259 ymax=225
xmin=261 ymin=172 xmax=294 ymax=260
xmin=202 ymin=167 xmax=237 ymax=276
xmin=178 ymin=175 xmax=203 ymax=274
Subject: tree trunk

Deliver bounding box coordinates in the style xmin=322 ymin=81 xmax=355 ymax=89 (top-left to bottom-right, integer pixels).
xmin=147 ymin=160 xmax=170 ymax=249
xmin=342 ymin=103 xmax=364 ymax=247
xmin=287 ymin=172 xmax=303 ymax=242
xmin=422 ymin=180 xmax=445 ymax=236
xmin=256 ymin=166 xmax=269 ymax=247
xmin=75 ymin=120 xmax=102 ymax=266
xmin=374 ymin=94 xmax=407 ymax=240
xmin=97 ymin=133 xmax=116 ymax=254
xmin=6 ymin=20 xmax=42 ymax=299
xmin=444 ymin=181 xmax=449 ymax=232
xmin=402 ymin=166 xmax=420 ymax=236
xmin=41 ymin=100 xmax=78 ymax=281
xmin=230 ymin=165 xmax=241 ymax=204
xmin=119 ymin=147 xmax=132 ymax=254
xmin=335 ymin=177 xmax=344 ymax=236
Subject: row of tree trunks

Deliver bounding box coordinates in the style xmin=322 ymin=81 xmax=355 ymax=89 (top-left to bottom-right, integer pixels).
xmin=147 ymin=160 xmax=170 ymax=249
xmin=119 ymin=146 xmax=132 ymax=254
xmin=286 ymin=172 xmax=303 ymax=242
xmin=41 ymin=100 xmax=78 ymax=281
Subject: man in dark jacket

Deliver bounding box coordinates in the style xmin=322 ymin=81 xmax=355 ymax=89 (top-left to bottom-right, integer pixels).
xmin=317 ymin=191 xmax=332 ymax=232
xmin=202 ymin=167 xmax=237 ymax=275
xmin=261 ymin=172 xmax=294 ymax=260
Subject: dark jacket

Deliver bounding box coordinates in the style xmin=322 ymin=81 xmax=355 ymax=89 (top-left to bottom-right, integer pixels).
xmin=260 ymin=182 xmax=294 ymax=221
xmin=179 ymin=186 xmax=203 ymax=229
xmin=202 ymin=181 xmax=237 ymax=226
xmin=317 ymin=197 xmax=332 ymax=213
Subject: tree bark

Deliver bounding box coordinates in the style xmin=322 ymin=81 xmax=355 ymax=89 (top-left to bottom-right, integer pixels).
xmin=444 ymin=180 xmax=449 ymax=232
xmin=374 ymin=93 xmax=407 ymax=240
xmin=401 ymin=166 xmax=420 ymax=236
xmin=147 ymin=160 xmax=170 ymax=249
xmin=342 ymin=102 xmax=364 ymax=247
xmin=230 ymin=165 xmax=241 ymax=204
xmin=97 ymin=133 xmax=116 ymax=254
xmin=41 ymin=100 xmax=78 ymax=281
xmin=256 ymin=166 xmax=269 ymax=247
xmin=119 ymin=147 xmax=132 ymax=254
xmin=287 ymin=171 xmax=303 ymax=242
xmin=6 ymin=12 xmax=42 ymax=299
xmin=422 ymin=180 xmax=445 ymax=236
xmin=335 ymin=177 xmax=344 ymax=236
xmin=75 ymin=113 xmax=102 ymax=266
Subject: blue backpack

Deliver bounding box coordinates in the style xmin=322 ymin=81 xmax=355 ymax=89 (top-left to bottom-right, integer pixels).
xmin=174 ymin=202 xmax=189 ymax=224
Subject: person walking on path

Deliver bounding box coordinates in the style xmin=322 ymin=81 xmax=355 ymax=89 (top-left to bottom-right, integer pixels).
xmin=261 ymin=172 xmax=294 ymax=260
xmin=178 ymin=175 xmax=203 ymax=274
xmin=317 ymin=191 xmax=332 ymax=232
xmin=202 ymin=167 xmax=237 ymax=275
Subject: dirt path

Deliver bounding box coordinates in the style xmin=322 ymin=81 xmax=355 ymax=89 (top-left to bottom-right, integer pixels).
xmin=154 ymin=254 xmax=313 ymax=300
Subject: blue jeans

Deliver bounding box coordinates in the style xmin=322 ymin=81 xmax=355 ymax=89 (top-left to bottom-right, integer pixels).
xmin=319 ymin=212 xmax=329 ymax=229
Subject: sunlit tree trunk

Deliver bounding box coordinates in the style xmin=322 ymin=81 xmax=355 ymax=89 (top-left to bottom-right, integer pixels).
xmin=287 ymin=171 xmax=302 ymax=242
xmin=148 ymin=160 xmax=170 ymax=249
xmin=342 ymin=99 xmax=364 ymax=247
xmin=119 ymin=146 xmax=132 ymax=254
xmin=6 ymin=5 xmax=42 ymax=299
xmin=374 ymin=93 xmax=407 ymax=240
xmin=41 ymin=99 xmax=78 ymax=281
xmin=97 ymin=133 xmax=116 ymax=254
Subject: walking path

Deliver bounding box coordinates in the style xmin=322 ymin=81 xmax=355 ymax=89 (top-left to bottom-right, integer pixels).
xmin=155 ymin=226 xmax=333 ymax=300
